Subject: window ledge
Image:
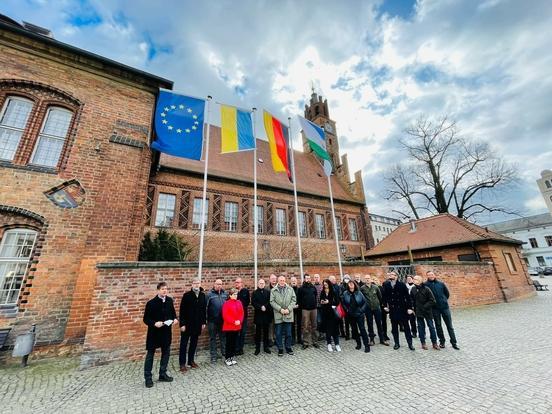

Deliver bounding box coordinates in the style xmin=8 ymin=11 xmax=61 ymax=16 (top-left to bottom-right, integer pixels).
xmin=0 ymin=304 xmax=18 ymax=318
xmin=0 ymin=160 xmax=57 ymax=174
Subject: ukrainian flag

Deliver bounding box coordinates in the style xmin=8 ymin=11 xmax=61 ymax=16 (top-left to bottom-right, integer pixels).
xmin=220 ymin=105 xmax=255 ymax=153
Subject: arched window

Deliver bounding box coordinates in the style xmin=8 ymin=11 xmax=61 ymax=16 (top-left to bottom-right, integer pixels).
xmin=0 ymin=228 xmax=37 ymax=305
xmin=0 ymin=96 xmax=33 ymax=161
xmin=31 ymin=106 xmax=73 ymax=167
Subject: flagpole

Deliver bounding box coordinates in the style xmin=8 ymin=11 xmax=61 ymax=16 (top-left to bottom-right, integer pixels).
xmin=328 ymin=175 xmax=343 ymax=280
xmin=252 ymin=108 xmax=258 ymax=289
xmin=288 ymin=117 xmax=304 ymax=283
xmin=197 ymin=96 xmax=212 ymax=282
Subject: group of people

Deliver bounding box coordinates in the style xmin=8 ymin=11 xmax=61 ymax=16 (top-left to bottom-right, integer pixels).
xmin=142 ymin=271 xmax=459 ymax=388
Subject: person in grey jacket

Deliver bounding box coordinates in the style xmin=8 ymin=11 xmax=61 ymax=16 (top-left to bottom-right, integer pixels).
xmin=270 ymin=275 xmax=297 ymax=356
xmin=206 ymin=279 xmax=228 ymax=363
xmin=426 ymin=271 xmax=459 ymax=350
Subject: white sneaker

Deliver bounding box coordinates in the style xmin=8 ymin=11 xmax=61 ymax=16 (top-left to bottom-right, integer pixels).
xmin=225 ymin=358 xmax=232 ymax=366
xmin=327 ymin=344 xmax=333 ymax=352
xmin=335 ymin=345 xmax=342 ymax=352
xmin=231 ymin=357 xmax=237 ymax=365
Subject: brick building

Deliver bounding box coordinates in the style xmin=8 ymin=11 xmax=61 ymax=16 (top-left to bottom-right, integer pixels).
xmin=0 ymin=17 xmax=172 ymax=352
xmin=365 ymin=214 xmax=535 ymax=301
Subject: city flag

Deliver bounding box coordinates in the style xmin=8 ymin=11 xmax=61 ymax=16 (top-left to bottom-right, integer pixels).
xmin=220 ymin=105 xmax=255 ymax=153
xmin=297 ymin=115 xmax=332 ymax=176
xmin=152 ymin=90 xmax=205 ymax=160
xmin=263 ymin=110 xmax=292 ymax=182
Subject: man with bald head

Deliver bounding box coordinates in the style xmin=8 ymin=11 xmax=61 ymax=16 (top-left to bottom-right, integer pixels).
xmin=270 ymin=275 xmax=297 ymax=356
xmin=206 ymin=279 xmax=228 ymax=363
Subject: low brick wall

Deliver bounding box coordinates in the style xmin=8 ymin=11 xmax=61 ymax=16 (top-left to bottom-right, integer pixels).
xmin=80 ymin=260 xmax=534 ymax=367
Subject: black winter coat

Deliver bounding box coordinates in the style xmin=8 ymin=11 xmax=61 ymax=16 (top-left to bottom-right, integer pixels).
xmin=251 ymin=287 xmax=273 ymax=325
xmin=298 ymin=282 xmax=318 ymax=310
xmin=426 ymin=279 xmax=450 ymax=310
xmin=319 ymin=288 xmax=340 ymax=331
xmin=179 ymin=289 xmax=207 ymax=336
xmin=382 ymin=280 xmax=413 ymax=320
xmin=410 ymin=284 xmax=436 ymax=320
xmin=143 ymin=295 xmax=177 ymax=350
xmin=238 ymin=288 xmax=251 ymax=316
xmin=341 ymin=289 xmax=368 ymax=317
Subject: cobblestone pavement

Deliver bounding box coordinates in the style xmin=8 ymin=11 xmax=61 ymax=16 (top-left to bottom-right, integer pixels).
xmin=2 ymin=289 xmax=552 ymax=414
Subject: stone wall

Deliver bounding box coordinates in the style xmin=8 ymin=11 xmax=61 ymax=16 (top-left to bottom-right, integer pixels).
xmin=80 ymin=259 xmax=534 ymax=367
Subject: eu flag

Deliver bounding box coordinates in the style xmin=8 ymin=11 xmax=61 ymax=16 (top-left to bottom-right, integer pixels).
xmin=152 ymin=91 xmax=205 ymax=160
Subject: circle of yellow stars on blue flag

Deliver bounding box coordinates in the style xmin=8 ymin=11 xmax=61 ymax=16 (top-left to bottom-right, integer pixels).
xmin=159 ymin=104 xmax=200 ymax=134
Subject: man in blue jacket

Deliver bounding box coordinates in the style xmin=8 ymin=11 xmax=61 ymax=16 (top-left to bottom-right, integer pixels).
xmin=425 ymin=271 xmax=459 ymax=350
xmin=206 ymin=279 xmax=228 ymax=362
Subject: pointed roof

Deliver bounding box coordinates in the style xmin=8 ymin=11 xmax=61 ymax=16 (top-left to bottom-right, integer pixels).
xmin=365 ymin=213 xmax=522 ymax=257
xmin=158 ymin=124 xmax=364 ymax=204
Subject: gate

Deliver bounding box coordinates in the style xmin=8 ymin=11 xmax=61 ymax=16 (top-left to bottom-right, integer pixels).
xmin=383 ymin=265 xmax=414 ymax=282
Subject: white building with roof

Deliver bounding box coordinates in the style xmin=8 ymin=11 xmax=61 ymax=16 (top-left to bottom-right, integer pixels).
xmin=486 ymin=213 xmax=552 ymax=267
xmin=369 ymin=213 xmax=401 ymax=245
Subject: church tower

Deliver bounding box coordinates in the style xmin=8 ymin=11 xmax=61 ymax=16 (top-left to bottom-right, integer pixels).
xmin=304 ymin=91 xmax=340 ymax=171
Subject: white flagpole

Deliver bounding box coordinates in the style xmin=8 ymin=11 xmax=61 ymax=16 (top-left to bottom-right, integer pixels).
xmin=197 ymin=96 xmax=212 ymax=281
xmin=328 ymin=175 xmax=344 ymax=280
xmin=252 ymin=108 xmax=258 ymax=289
xmin=288 ymin=117 xmax=304 ymax=283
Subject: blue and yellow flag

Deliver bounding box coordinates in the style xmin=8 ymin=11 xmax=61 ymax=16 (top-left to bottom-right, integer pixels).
xmin=220 ymin=105 xmax=255 ymax=153
xmin=152 ymin=91 xmax=205 ymax=160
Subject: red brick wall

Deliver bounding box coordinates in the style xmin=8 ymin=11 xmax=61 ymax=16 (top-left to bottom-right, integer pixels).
xmin=80 ymin=259 xmax=533 ymax=367
xmin=0 ymin=31 xmax=160 ymax=347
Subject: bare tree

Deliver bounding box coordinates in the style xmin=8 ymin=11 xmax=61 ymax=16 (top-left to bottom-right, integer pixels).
xmin=384 ymin=115 xmax=519 ymax=221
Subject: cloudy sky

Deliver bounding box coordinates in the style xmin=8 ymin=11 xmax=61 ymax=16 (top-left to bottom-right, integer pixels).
xmin=3 ymin=0 xmax=551 ymax=223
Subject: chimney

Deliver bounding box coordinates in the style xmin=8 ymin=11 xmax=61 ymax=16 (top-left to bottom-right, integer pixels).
xmin=409 ymin=219 xmax=417 ymax=233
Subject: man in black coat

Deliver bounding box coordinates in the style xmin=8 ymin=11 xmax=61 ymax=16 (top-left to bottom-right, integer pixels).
xmin=290 ymin=276 xmax=302 ymax=345
xmin=179 ymin=277 xmax=206 ymax=372
xmin=143 ymin=281 xmax=177 ymax=388
xmin=235 ymin=277 xmax=250 ymax=356
xmin=251 ymin=278 xmax=272 ymax=355
xmin=411 ymin=275 xmax=439 ymax=350
xmin=297 ymin=273 xmax=319 ymax=349
xmin=382 ymin=272 xmax=415 ymax=350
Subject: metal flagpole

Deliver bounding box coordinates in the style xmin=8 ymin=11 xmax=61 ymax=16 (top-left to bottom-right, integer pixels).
xmin=328 ymin=175 xmax=344 ymax=280
xmin=197 ymin=96 xmax=212 ymax=282
xmin=288 ymin=117 xmax=304 ymax=282
xmin=252 ymin=108 xmax=258 ymax=289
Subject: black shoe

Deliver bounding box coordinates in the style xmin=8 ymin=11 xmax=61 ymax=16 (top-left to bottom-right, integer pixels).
xmin=278 ymin=349 xmax=284 ymax=357
xmin=345 ymin=335 xmax=351 ymax=341
xmin=439 ymin=342 xmax=445 ymax=349
xmin=412 ymin=334 xmax=417 ymax=338
xmin=145 ymin=379 xmax=154 ymax=388
xmin=384 ymin=336 xmax=391 ymax=341
xmin=312 ymin=343 xmax=320 ymax=349
xmin=452 ymin=344 xmax=460 ymax=350
xmin=254 ymin=349 xmax=260 ymax=356
xmin=302 ymin=344 xmax=309 ymax=350
xmin=236 ymin=350 xmax=244 ymax=356
xmin=355 ymin=342 xmax=362 ymax=350
xmin=365 ymin=347 xmax=370 ymax=353
xmin=393 ymin=344 xmax=400 ymax=350
xmin=408 ymin=344 xmax=415 ymax=351
xmin=286 ymin=348 xmax=294 ymax=355
xmin=158 ymin=374 xmax=173 ymax=382
xmin=264 ymin=348 xmax=272 ymax=354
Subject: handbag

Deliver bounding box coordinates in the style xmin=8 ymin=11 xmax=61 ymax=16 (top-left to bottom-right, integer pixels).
xmin=334 ymin=303 xmax=346 ymax=319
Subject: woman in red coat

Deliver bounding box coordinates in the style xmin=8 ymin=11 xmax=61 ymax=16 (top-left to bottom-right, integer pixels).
xmin=222 ymin=288 xmax=244 ymax=366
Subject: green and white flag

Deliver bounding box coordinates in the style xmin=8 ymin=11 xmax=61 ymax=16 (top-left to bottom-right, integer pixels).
xmin=297 ymin=115 xmax=332 ymax=176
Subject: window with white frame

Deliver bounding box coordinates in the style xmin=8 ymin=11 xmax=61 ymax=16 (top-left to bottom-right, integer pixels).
xmin=0 ymin=229 xmax=37 ymax=305
xmin=335 ymin=216 xmax=343 ymax=240
xmin=316 ymin=214 xmax=326 ymax=239
xmin=155 ymin=193 xmax=176 ymax=227
xmin=0 ymin=97 xmax=33 ymax=161
xmin=224 ymin=202 xmax=239 ymax=232
xmin=255 ymin=205 xmax=264 ymax=234
xmin=192 ymin=198 xmax=209 ymax=229
xmin=31 ymin=107 xmax=72 ymax=167
xmin=298 ymin=211 xmax=307 ymax=238
xmin=275 ymin=208 xmax=286 ymax=235
xmin=349 ymin=218 xmax=359 ymax=241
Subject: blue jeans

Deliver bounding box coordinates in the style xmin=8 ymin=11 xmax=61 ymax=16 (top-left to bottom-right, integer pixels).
xmin=275 ymin=322 xmax=292 ymax=351
xmin=208 ymin=321 xmax=225 ymax=360
xmin=417 ymin=317 xmax=437 ymax=345
xmin=432 ymin=308 xmax=457 ymax=345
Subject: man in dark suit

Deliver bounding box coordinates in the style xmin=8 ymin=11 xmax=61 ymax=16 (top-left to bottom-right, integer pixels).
xmin=382 ymin=272 xmax=415 ymax=351
xmin=179 ymin=277 xmax=206 ymax=373
xmin=235 ymin=277 xmax=250 ymax=356
xmin=143 ymin=281 xmax=178 ymax=388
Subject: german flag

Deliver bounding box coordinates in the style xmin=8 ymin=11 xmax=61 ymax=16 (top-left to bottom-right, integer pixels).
xmin=263 ymin=110 xmax=292 ymax=182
